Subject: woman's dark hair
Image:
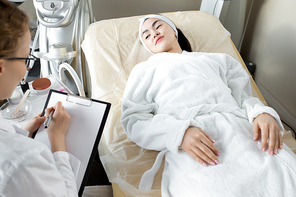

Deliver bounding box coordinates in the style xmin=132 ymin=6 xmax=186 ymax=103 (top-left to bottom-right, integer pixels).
xmin=177 ymin=28 xmax=192 ymax=52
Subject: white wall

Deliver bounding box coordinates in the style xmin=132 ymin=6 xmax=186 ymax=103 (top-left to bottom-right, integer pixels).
xmin=19 ymin=0 xmax=36 ymax=20
xmin=241 ymin=0 xmax=296 ymax=132
xmin=223 ymin=0 xmax=249 ymax=49
xmin=20 ymin=0 xmax=250 ymax=50
xmin=92 ymin=0 xmax=201 ymax=21
xmin=20 ymin=0 xmax=201 ymax=21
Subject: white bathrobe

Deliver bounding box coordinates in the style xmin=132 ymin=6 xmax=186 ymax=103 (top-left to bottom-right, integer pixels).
xmin=121 ymin=51 xmax=296 ymax=197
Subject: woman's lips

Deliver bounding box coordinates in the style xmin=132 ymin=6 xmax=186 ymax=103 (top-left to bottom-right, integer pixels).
xmin=155 ymin=36 xmax=164 ymax=45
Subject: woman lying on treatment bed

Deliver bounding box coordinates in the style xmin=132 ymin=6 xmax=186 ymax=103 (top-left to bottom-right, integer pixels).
xmin=120 ymin=15 xmax=296 ymax=196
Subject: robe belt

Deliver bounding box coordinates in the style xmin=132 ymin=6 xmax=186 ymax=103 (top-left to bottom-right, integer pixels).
xmin=139 ymin=149 xmax=168 ymax=190
xmin=174 ymin=103 xmax=247 ymax=120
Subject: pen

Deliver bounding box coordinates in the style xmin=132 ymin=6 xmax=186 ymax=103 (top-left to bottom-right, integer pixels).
xmin=44 ymin=109 xmax=54 ymax=129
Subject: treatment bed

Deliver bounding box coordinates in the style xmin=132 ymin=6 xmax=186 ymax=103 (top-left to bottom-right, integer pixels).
xmin=81 ymin=11 xmax=296 ymax=196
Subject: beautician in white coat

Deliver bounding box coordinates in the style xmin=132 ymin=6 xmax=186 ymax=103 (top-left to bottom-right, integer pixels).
xmin=0 ymin=0 xmax=79 ymax=196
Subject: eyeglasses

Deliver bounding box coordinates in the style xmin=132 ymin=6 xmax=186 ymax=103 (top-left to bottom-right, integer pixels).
xmin=2 ymin=54 xmax=38 ymax=70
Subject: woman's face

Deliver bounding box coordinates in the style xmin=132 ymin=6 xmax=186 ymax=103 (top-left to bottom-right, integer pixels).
xmin=141 ymin=18 xmax=182 ymax=54
xmin=0 ymin=29 xmax=30 ymax=100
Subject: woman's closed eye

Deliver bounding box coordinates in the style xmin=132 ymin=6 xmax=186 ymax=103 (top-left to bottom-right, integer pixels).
xmin=144 ymin=25 xmax=162 ymax=40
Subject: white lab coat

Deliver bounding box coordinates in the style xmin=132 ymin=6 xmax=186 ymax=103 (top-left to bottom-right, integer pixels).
xmin=121 ymin=51 xmax=296 ymax=196
xmin=0 ymin=115 xmax=80 ymax=197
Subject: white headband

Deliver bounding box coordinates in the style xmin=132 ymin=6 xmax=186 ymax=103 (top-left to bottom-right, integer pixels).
xmin=139 ymin=15 xmax=178 ymax=54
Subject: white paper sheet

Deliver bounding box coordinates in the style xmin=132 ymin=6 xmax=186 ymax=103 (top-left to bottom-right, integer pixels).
xmin=34 ymin=90 xmax=110 ymax=195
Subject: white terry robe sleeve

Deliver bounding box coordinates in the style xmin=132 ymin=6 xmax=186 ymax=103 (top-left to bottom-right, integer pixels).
xmin=212 ymin=53 xmax=284 ymax=133
xmin=121 ymin=63 xmax=192 ymax=154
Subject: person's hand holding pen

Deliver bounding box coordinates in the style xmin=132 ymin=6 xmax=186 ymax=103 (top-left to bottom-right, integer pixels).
xmin=44 ymin=101 xmax=71 ymax=153
xmin=23 ymin=112 xmax=46 ymax=138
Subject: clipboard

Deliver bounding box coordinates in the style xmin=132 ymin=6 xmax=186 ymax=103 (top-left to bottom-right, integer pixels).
xmin=33 ymin=89 xmax=111 ymax=196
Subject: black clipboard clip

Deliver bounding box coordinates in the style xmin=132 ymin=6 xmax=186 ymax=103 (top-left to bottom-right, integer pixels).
xmin=66 ymin=94 xmax=92 ymax=107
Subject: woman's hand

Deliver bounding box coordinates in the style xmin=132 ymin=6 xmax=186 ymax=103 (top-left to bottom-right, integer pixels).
xmin=253 ymin=113 xmax=283 ymax=155
xmin=45 ymin=101 xmax=71 ymax=153
xmin=23 ymin=113 xmax=46 ymax=138
xmin=180 ymin=127 xmax=220 ymax=167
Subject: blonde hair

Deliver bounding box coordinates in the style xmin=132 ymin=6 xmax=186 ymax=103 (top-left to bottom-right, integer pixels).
xmin=0 ymin=0 xmax=29 ymax=58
